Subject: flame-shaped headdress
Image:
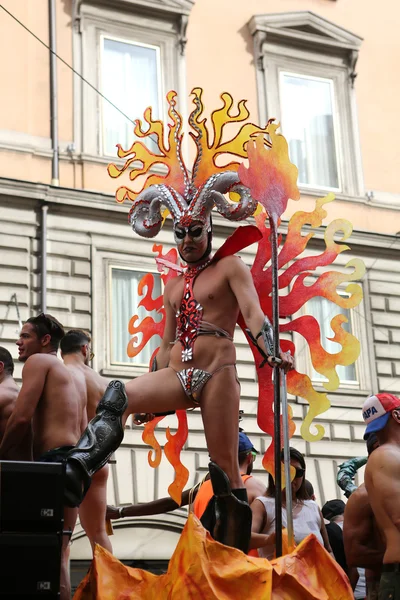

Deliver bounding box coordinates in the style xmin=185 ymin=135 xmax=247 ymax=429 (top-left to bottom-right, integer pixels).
xmin=108 ymin=89 xmax=271 ymax=236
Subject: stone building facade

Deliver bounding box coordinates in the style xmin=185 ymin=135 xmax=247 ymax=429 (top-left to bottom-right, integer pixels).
xmin=0 ymin=0 xmax=399 ymax=582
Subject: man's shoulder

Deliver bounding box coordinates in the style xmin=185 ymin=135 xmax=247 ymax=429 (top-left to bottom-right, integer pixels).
xmin=346 ymin=484 xmax=370 ymax=514
xmin=164 ymin=275 xmax=182 ymax=294
xmin=84 ymin=366 xmax=107 ymax=392
xmin=24 ymin=353 xmax=55 ymax=368
xmin=367 ymin=443 xmax=400 ymax=478
xmin=216 ymin=254 xmax=247 ymax=273
xmin=0 ymin=382 xmax=18 ymax=407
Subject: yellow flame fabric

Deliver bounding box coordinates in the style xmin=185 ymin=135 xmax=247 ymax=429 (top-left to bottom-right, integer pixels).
xmin=73 ymin=515 xmax=353 ymax=600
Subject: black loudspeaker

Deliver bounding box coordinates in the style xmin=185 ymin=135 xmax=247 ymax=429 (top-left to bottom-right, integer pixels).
xmin=0 ymin=462 xmax=65 ymax=598
xmin=0 ymin=461 xmax=64 ymax=533
xmin=0 ymin=533 xmax=61 ymax=598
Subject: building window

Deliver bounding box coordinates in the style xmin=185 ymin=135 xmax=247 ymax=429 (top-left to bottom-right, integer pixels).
xmin=307 ymin=296 xmax=357 ymax=384
xmin=248 ymin=11 xmax=363 ymax=197
xmin=280 ymin=73 xmax=340 ymax=190
xmin=74 ymin=1 xmax=192 ymax=158
xmin=110 ymin=267 xmax=162 ymax=367
xmin=101 ymin=37 xmax=161 ymax=157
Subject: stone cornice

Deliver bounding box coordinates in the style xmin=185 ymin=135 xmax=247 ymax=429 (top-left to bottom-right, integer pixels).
xmin=74 ymin=0 xmax=195 ymax=19
xmin=0 ymin=177 xmax=398 ymax=251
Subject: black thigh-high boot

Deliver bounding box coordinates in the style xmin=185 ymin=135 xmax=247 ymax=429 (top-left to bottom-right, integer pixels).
xmin=64 ymin=380 xmax=128 ymax=507
xmin=200 ymin=461 xmax=252 ymax=553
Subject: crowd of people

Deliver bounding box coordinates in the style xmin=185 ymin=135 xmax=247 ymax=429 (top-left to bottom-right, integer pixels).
xmin=0 ymin=215 xmax=398 ymax=599
xmin=0 ymin=318 xmax=398 ymax=599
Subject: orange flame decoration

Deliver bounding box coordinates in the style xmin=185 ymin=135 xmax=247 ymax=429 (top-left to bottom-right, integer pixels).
xmin=110 ymin=90 xmax=364 ymax=500
xmin=240 ymin=193 xmax=365 ymax=477
xmin=238 ymin=126 xmax=300 ymax=220
xmin=108 ymin=88 xmax=269 ymax=201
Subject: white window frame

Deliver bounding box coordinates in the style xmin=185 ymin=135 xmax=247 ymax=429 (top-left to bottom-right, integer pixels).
xmin=73 ymin=1 xmax=188 ymax=161
xmin=99 ymin=34 xmax=163 ymax=157
xmin=248 ymin=11 xmax=364 ymax=198
xmin=108 ymin=263 xmax=163 ymax=369
xmin=279 ymin=70 xmax=342 ymax=193
xmin=92 ymin=245 xmax=168 ymax=380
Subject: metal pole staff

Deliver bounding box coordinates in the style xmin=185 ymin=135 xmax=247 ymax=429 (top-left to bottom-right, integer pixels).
xmin=269 ymin=216 xmax=294 ymax=556
xmin=269 ymin=216 xmax=282 ymax=557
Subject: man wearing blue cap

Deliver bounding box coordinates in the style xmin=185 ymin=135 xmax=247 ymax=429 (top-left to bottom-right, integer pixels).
xmin=362 ymin=393 xmax=400 ymax=599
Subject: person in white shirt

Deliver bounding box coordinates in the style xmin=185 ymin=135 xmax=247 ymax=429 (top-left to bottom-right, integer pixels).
xmin=250 ymin=447 xmax=331 ymax=558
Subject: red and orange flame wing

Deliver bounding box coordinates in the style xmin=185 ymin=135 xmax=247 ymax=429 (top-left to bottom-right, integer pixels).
xmin=164 ymin=411 xmax=190 ymax=505
xmin=238 ymin=124 xmax=300 ymax=221
xmin=243 ymin=190 xmax=363 ymax=475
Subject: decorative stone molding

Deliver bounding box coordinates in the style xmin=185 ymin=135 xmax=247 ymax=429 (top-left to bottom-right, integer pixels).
xmin=73 ymin=0 xmax=195 ymax=19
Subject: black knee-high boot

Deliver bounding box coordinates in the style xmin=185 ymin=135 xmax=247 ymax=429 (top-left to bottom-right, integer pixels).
xmin=200 ymin=461 xmax=252 ymax=553
xmin=64 ymin=380 xmax=128 ymax=507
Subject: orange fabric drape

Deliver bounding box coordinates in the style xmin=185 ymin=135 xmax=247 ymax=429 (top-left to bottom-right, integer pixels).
xmin=74 ymin=514 xmax=352 ymax=600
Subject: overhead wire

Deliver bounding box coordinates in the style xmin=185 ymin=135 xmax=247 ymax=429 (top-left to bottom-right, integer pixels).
xmin=0 ymin=3 xmax=136 ymax=126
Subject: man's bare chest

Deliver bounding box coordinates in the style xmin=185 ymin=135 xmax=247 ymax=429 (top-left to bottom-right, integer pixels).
xmin=170 ymin=270 xmax=230 ymax=314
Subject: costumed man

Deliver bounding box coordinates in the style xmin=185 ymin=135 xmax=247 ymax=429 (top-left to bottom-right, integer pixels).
xmin=63 ymin=137 xmax=294 ymax=553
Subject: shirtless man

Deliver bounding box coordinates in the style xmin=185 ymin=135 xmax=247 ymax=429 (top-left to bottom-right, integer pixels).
xmin=60 ymin=329 xmax=112 ymax=554
xmin=362 ymin=393 xmax=400 ymax=599
xmin=0 ymin=347 xmax=18 ymax=444
xmin=0 ymin=314 xmax=86 ymax=600
xmin=344 ymin=433 xmax=384 ymax=600
xmin=65 ymin=172 xmax=294 ymax=552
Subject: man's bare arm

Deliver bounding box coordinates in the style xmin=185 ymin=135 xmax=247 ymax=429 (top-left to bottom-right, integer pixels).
xmin=249 ymin=498 xmax=274 ymax=550
xmin=318 ymin=509 xmax=332 ymax=553
xmin=0 ymin=356 xmax=47 ymax=459
xmin=226 ymin=256 xmax=294 ymax=371
xmin=107 ymin=487 xmax=194 ymax=519
xmin=344 ymin=488 xmax=384 ymax=568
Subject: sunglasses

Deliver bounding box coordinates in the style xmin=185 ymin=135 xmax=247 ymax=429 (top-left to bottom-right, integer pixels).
xmin=174 ymin=224 xmax=205 ymax=242
xmin=294 ymin=467 xmax=305 ymax=479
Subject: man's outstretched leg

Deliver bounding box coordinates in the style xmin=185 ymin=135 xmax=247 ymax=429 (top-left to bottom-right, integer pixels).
xmin=64 ymin=369 xmax=191 ymax=507
xmin=65 ymin=380 xmax=128 ymax=507
xmin=199 ymin=366 xmax=252 ymax=553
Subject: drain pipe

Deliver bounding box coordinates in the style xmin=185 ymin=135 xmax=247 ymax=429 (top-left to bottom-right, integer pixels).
xmin=43 ymin=0 xmax=58 ymax=313
xmin=49 ymin=0 xmax=59 ymax=186
xmin=41 ymin=205 xmax=48 ymax=313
